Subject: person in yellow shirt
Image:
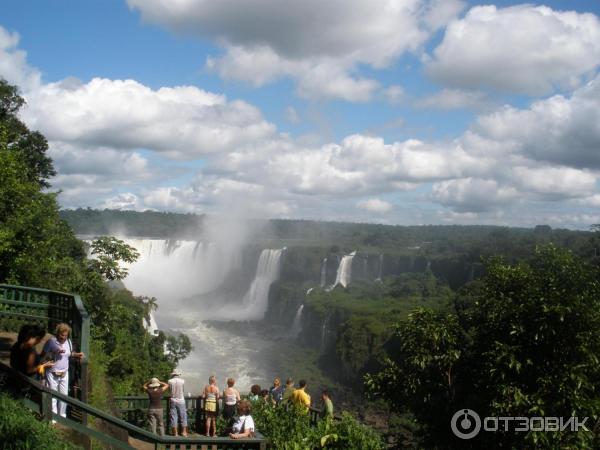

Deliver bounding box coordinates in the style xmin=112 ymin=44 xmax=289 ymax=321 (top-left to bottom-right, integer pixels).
xmin=290 ymin=379 xmax=311 ymax=412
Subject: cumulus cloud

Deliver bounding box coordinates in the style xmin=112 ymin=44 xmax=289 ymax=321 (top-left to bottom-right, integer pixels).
xmin=427 ymin=5 xmax=600 ymax=95
xmin=21 ymin=78 xmax=275 ymax=159
xmin=129 ymin=0 xmax=465 ymax=101
xmin=415 ymin=88 xmax=490 ymax=110
xmin=356 ymin=198 xmax=393 ymax=213
xmin=0 ymin=27 xmax=40 ymax=91
xmin=469 ymin=75 xmax=600 ymax=169
xmin=431 ymin=178 xmax=519 ymax=212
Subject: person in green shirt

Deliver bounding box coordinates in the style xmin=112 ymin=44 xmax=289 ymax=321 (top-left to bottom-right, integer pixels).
xmin=282 ymin=378 xmax=295 ymax=404
xmin=321 ymin=390 xmax=333 ymax=419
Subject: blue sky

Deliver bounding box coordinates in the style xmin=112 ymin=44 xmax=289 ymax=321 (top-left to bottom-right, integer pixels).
xmin=2 ymin=0 xmax=600 ymax=228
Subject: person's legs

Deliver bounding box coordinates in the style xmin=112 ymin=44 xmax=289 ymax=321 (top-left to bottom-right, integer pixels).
xmin=57 ymin=372 xmax=69 ymax=417
xmin=177 ymin=401 xmax=188 ymax=436
xmin=46 ymin=373 xmax=59 ymax=416
xmin=156 ymin=409 xmax=165 ymax=436
xmin=148 ymin=409 xmax=158 ymax=434
xmin=169 ymin=402 xmax=178 ymax=436
xmin=210 ymin=416 xmax=216 ymax=436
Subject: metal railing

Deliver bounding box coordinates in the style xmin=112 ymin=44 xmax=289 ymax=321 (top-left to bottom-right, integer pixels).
xmin=0 ymin=361 xmax=267 ymax=450
xmin=115 ymin=395 xmax=337 ymax=431
xmin=0 ymin=283 xmax=90 ymax=421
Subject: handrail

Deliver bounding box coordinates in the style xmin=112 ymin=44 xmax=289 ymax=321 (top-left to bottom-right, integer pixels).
xmin=0 ymin=361 xmax=267 ymax=449
xmin=0 ymin=283 xmax=90 ymax=421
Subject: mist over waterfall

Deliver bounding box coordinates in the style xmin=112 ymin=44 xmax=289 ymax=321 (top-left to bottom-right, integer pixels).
xmin=334 ymin=251 xmax=356 ymax=288
xmin=240 ymin=249 xmax=283 ymax=320
xmin=119 ymin=239 xmax=242 ymax=305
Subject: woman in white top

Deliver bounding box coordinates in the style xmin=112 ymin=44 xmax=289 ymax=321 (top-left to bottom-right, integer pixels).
xmin=230 ymin=399 xmax=255 ymax=439
xmin=222 ymin=377 xmax=241 ymax=422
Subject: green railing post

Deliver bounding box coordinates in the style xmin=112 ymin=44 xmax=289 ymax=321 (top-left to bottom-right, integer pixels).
xmin=41 ymin=390 xmax=53 ymax=422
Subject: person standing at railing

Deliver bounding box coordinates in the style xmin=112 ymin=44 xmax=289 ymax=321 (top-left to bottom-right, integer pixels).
xmin=320 ymin=390 xmax=334 ymax=420
xmin=42 ymin=323 xmax=85 ymax=420
xmin=10 ymin=324 xmax=54 ymax=379
xmin=168 ymin=370 xmax=188 ymax=436
xmin=222 ymin=377 xmax=240 ymax=423
xmin=290 ymin=379 xmax=311 ymax=413
xmin=269 ymin=377 xmax=284 ymax=405
xmin=143 ymin=377 xmax=168 ymax=436
xmin=282 ymin=378 xmax=295 ymax=404
xmin=203 ymin=375 xmax=220 ymax=437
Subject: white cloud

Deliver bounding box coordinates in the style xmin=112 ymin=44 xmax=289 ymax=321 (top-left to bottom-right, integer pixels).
xmin=511 ymin=166 xmax=596 ymax=200
xmin=427 ymin=5 xmax=600 ymax=95
xmin=469 ymin=75 xmax=600 ymax=169
xmin=129 ymin=0 xmax=465 ymax=101
xmin=416 ymin=88 xmax=490 ymax=110
xmin=21 ymin=78 xmax=275 ymax=159
xmin=0 ymin=27 xmax=40 ymax=91
xmin=431 ymin=178 xmax=519 ymax=212
xmin=356 ymin=198 xmax=393 ymax=213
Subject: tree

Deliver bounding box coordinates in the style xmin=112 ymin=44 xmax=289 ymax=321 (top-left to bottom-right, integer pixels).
xmin=165 ymin=333 xmax=192 ymax=365
xmin=0 ymin=79 xmax=55 ymax=187
xmin=88 ymin=236 xmax=140 ymax=281
xmin=366 ymin=245 xmax=600 ymax=448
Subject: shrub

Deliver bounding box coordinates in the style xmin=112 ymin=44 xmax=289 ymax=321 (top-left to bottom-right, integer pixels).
xmin=0 ymin=393 xmax=78 ymax=450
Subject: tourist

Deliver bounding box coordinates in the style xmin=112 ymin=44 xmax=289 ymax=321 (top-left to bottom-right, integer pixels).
xmin=229 ymin=399 xmax=255 ymax=439
xmin=290 ymin=379 xmax=311 ymax=412
xmin=222 ymin=377 xmax=240 ymax=422
xmin=168 ymin=370 xmax=188 ymax=436
xmin=42 ymin=323 xmax=85 ymax=418
xmin=260 ymin=389 xmax=269 ymax=402
xmin=143 ymin=377 xmax=168 ymax=436
xmin=320 ymin=390 xmax=334 ymax=419
xmin=203 ymin=375 xmax=219 ymax=437
xmin=282 ymin=378 xmax=295 ymax=404
xmin=249 ymin=384 xmax=261 ymax=401
xmin=10 ymin=324 xmax=54 ymax=379
xmin=269 ymin=377 xmax=284 ymax=404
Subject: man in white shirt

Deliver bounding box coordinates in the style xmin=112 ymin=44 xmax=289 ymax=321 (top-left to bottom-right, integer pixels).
xmin=167 ymin=370 xmax=188 ymax=436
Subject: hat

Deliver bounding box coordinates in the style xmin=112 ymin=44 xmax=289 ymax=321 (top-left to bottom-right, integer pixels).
xmin=170 ymin=369 xmax=181 ymax=377
xmin=148 ymin=377 xmax=161 ymax=388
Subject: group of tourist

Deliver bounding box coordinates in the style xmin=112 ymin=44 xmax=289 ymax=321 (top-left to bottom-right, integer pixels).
xmin=143 ymin=372 xmax=335 ymax=438
xmin=10 ymin=323 xmax=85 ymax=421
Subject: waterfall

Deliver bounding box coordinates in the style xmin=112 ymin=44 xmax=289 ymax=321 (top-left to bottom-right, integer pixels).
xmin=375 ymin=253 xmax=383 ymax=282
xmin=241 ymin=249 xmax=283 ymax=320
xmin=320 ymin=258 xmax=327 ymax=287
xmin=306 ymin=287 xmax=313 ymax=295
xmin=320 ymin=315 xmax=330 ymax=351
xmin=333 ymin=251 xmax=356 ymax=288
xmin=290 ymin=304 xmax=304 ymax=337
xmin=114 ymin=238 xmax=242 ymax=303
xmin=143 ymin=311 xmax=159 ymax=336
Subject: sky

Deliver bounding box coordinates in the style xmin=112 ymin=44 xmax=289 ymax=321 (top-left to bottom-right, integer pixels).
xmin=2 ymin=0 xmax=600 ymax=229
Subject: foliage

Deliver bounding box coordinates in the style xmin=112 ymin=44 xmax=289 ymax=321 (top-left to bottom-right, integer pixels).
xmin=88 ymin=236 xmax=140 ymax=281
xmin=250 ymin=400 xmax=384 ymax=450
xmin=0 ymin=79 xmax=55 ymax=188
xmin=366 ymin=245 xmax=600 ymax=448
xmin=165 ymin=333 xmax=192 ymax=365
xmin=0 ymin=393 xmax=77 ymax=450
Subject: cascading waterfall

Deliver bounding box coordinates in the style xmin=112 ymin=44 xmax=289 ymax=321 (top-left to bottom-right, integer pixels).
xmin=320 ymin=258 xmax=327 ymax=287
xmin=240 ymin=249 xmax=283 ymax=320
xmin=290 ymin=304 xmax=304 ymax=337
xmin=116 ymin=238 xmax=243 ymax=305
xmin=333 ymin=251 xmax=356 ymax=288
xmin=375 ymin=253 xmax=383 ymax=282
xmin=321 ymin=315 xmax=330 ymax=351
xmin=143 ymin=311 xmax=159 ymax=336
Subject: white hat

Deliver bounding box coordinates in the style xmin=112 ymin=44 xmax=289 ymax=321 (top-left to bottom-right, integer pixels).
xmin=148 ymin=377 xmax=160 ymax=388
xmin=170 ymin=369 xmax=181 ymax=377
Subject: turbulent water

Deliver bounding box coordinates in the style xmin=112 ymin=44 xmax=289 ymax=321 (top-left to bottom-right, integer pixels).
xmin=334 ymin=251 xmax=356 ymax=288
xmin=102 ymin=238 xmax=283 ymax=392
